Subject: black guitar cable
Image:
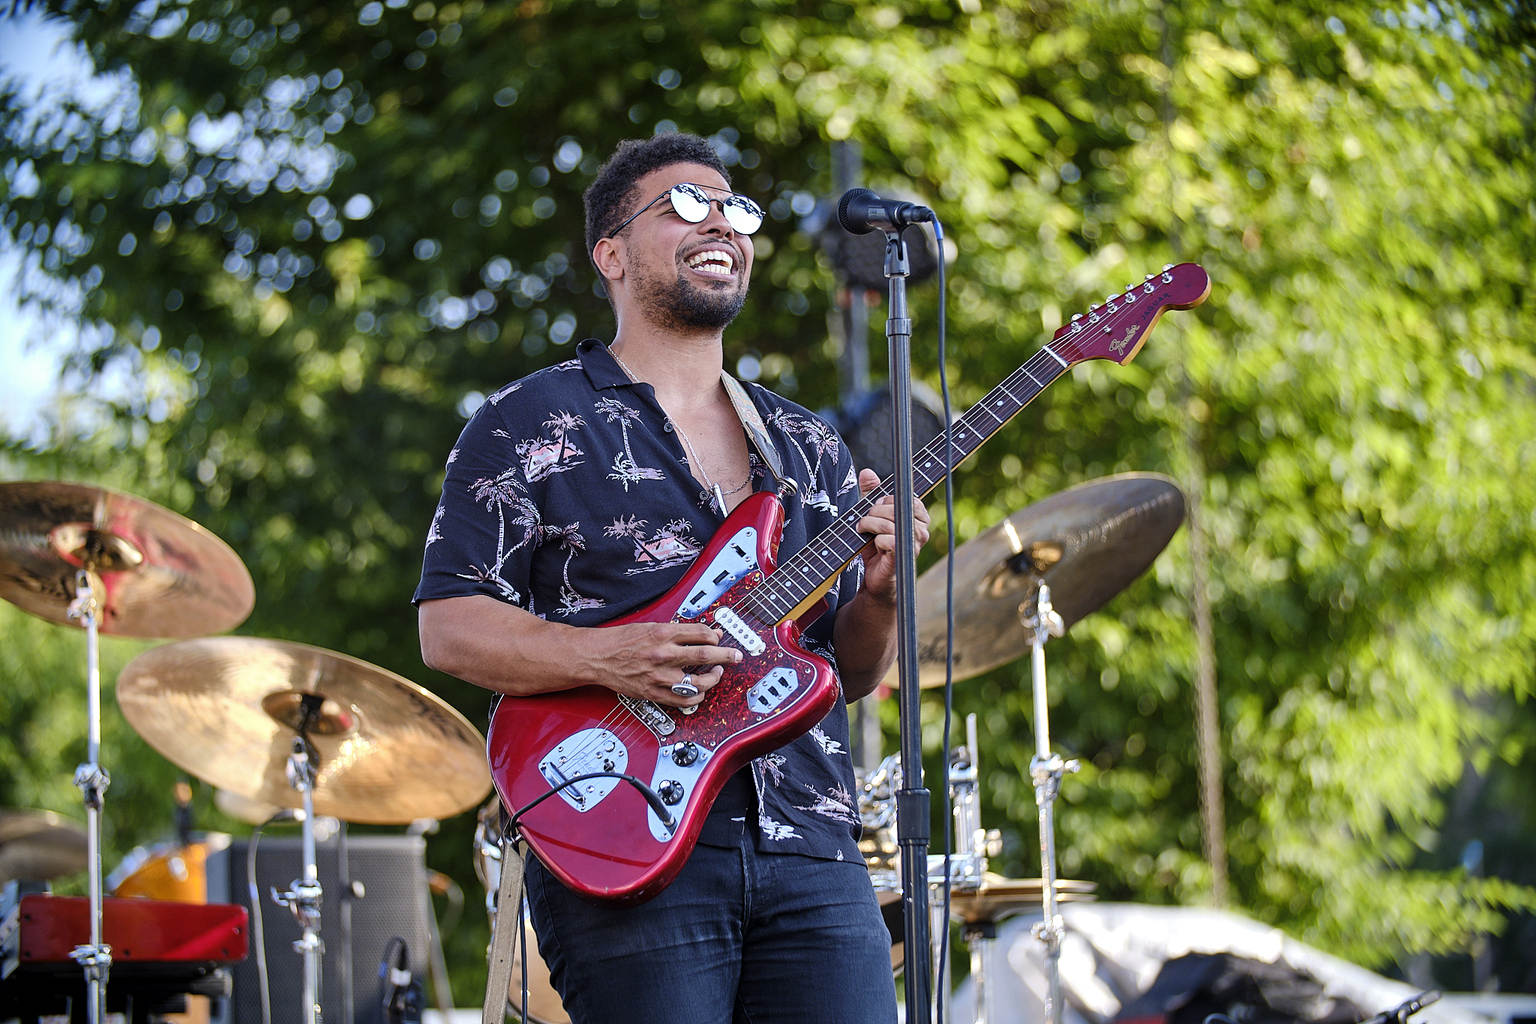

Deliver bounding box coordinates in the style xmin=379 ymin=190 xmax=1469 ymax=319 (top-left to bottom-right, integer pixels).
xmin=506 ymin=771 xmax=677 ymax=835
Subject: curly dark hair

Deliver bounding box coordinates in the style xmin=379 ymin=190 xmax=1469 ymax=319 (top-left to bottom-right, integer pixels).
xmin=582 ymin=133 xmax=732 ymax=273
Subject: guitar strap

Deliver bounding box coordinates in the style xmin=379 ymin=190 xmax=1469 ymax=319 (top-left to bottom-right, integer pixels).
xmin=720 ymin=373 xmax=792 ymax=494
xmin=482 ymin=835 xmax=527 ymax=1024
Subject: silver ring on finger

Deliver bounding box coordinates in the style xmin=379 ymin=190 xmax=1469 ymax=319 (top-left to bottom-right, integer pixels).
xmin=671 ymin=673 xmax=700 ymax=699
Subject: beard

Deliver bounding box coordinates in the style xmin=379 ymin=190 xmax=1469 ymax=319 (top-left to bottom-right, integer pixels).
xmin=632 ymin=258 xmax=748 ymax=332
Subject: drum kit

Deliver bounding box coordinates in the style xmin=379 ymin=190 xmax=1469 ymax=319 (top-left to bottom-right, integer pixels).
xmin=0 ymin=480 xmax=491 ymax=1024
xmin=1 ymin=467 xmax=1184 ymax=1024
xmin=865 ymin=471 xmax=1188 ymax=1024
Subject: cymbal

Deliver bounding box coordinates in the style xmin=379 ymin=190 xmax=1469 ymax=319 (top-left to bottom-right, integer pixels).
xmin=947 ymin=873 xmax=1097 ymax=925
xmin=0 ymin=809 xmax=88 ymax=884
xmin=0 ymin=481 xmax=254 ymax=637
xmin=899 ymin=473 xmax=1185 ymax=687
xmin=116 ymin=637 xmax=492 ymax=825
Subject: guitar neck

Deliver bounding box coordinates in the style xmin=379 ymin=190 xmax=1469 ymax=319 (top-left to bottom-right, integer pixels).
xmin=737 ymin=343 xmax=1072 ymax=626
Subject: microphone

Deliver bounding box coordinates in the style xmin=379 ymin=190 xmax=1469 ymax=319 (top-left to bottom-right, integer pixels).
xmin=836 ymin=188 xmax=935 ymax=235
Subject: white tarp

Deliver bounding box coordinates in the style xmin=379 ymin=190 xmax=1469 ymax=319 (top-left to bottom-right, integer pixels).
xmin=947 ymin=903 xmax=1487 ymax=1024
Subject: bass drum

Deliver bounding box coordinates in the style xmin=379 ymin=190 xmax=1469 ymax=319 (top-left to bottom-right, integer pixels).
xmin=476 ymin=797 xmax=570 ymax=1024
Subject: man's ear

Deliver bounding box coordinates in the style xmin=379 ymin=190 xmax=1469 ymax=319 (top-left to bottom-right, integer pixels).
xmin=592 ymin=237 xmax=625 ymax=284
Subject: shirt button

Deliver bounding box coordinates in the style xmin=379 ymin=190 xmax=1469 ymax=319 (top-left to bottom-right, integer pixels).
xmin=663 ymin=422 xmax=673 ymax=432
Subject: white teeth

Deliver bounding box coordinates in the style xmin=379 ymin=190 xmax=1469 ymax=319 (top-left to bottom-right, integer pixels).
xmin=686 ymin=250 xmax=734 ymax=273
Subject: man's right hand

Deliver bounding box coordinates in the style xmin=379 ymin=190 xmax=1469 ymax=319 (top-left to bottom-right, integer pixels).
xmin=582 ymin=620 xmax=740 ymax=707
xmin=418 ymin=595 xmax=742 ymax=708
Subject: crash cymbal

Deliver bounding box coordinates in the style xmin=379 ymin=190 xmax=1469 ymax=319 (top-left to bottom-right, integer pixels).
xmin=898 ymin=473 xmax=1185 ymax=687
xmin=0 ymin=481 xmax=254 ymax=638
xmin=947 ymin=873 xmax=1097 ymax=925
xmin=116 ymin=637 xmax=492 ymax=825
xmin=0 ymin=809 xmax=88 ymax=884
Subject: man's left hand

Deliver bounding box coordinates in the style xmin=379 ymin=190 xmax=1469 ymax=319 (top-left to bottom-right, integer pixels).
xmin=853 ymin=467 xmax=931 ymax=603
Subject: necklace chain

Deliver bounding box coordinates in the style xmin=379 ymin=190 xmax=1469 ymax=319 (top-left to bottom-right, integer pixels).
xmin=609 ymin=349 xmax=752 ymax=510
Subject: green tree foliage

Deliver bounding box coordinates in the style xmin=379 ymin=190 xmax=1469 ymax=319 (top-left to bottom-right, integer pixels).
xmin=3 ymin=0 xmax=1534 ymax=995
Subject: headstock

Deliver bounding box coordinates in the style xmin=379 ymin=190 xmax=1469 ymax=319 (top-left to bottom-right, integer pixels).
xmin=1051 ymin=262 xmax=1211 ymax=366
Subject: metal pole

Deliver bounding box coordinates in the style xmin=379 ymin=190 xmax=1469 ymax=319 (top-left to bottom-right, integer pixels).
xmin=277 ymin=736 xmax=326 ymax=1024
xmin=1025 ymin=584 xmax=1075 ymax=1024
xmin=68 ymin=571 xmax=111 ymax=1024
xmin=885 ymin=229 xmax=933 ymax=1024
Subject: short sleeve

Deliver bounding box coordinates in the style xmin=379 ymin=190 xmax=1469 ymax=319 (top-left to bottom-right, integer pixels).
xmin=413 ymin=407 xmax=544 ymax=609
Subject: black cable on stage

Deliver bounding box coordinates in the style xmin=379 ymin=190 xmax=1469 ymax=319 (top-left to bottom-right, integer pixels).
xmin=247 ymin=816 xmax=279 ymax=1024
xmin=931 ymin=216 xmax=957 ymax=1024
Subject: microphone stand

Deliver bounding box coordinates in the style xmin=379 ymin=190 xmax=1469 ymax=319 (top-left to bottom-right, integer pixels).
xmin=884 ymin=227 xmax=934 ymax=1024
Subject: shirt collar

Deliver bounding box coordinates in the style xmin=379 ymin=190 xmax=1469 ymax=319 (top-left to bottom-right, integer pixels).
xmin=577 ymin=338 xmax=632 ymax=391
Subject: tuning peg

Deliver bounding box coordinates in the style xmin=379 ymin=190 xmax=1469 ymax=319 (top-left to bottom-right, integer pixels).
xmin=1163 ymin=263 xmax=1174 ymax=271
xmin=1088 ymin=303 xmax=1100 ymax=311
xmin=1145 ymin=272 xmax=1155 ymax=280
xmin=1124 ymin=285 xmax=1137 ymax=293
xmin=1070 ymin=313 xmax=1083 ymax=321
xmin=1106 ymin=294 xmax=1119 ymax=303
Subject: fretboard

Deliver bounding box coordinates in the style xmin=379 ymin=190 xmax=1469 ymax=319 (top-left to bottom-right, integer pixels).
xmin=736 ymin=343 xmax=1073 ymax=626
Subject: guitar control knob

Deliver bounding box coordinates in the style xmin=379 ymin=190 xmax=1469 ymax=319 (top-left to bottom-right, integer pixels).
xmin=671 ymin=742 xmax=700 ymax=767
xmin=657 ymin=780 xmax=685 ymax=805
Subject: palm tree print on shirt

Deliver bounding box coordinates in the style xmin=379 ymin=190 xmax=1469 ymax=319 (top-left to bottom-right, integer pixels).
xmin=768 ymin=408 xmax=840 ymax=513
xmin=448 ymin=467 xmax=544 ymax=603
xmin=543 ymin=521 xmax=604 ymax=617
xmin=604 ymin=515 xmax=702 ymax=575
xmin=595 ymin=397 xmax=665 ymax=490
xmin=517 ymin=411 xmax=586 ymax=482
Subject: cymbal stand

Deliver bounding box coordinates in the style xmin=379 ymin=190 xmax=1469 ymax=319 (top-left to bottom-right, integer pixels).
xmin=273 ymin=710 xmax=325 ymax=1024
xmin=949 ymin=713 xmax=984 ymax=890
xmin=66 ymin=570 xmax=111 ymax=1024
xmin=949 ymin=712 xmax=1005 ymax=1024
xmin=1025 ymin=583 xmax=1077 ymax=1024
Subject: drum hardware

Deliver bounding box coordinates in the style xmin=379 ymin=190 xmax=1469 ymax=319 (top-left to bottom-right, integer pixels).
xmin=1024 ymin=581 xmax=1076 ymax=1024
xmin=270 ymin=717 xmax=326 ymax=1024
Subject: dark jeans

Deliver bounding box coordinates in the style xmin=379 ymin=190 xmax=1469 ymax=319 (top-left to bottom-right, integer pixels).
xmin=524 ymin=832 xmax=899 ymax=1024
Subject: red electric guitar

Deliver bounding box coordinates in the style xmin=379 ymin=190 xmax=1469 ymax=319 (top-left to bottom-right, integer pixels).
xmin=486 ymin=263 xmax=1211 ymax=903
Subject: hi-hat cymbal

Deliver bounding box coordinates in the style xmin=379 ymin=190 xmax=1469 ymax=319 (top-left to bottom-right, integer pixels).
xmin=897 ymin=473 xmax=1185 ymax=687
xmin=0 ymin=809 xmax=88 ymax=884
xmin=947 ymin=873 xmax=1097 ymax=925
xmin=116 ymin=637 xmax=492 ymax=825
xmin=0 ymin=481 xmax=254 ymax=637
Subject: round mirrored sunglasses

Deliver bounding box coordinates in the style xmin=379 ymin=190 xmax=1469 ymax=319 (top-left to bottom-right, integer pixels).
xmin=606 ymin=183 xmax=765 ymax=238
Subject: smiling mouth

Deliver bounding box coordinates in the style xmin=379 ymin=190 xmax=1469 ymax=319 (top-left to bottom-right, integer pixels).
xmin=684 ymin=249 xmax=736 ymax=277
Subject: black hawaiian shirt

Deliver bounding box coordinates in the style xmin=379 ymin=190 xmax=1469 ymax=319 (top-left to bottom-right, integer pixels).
xmin=415 ymin=338 xmax=869 ymax=864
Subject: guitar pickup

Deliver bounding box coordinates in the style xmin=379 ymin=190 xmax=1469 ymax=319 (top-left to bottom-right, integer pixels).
xmin=712 ymin=606 xmax=766 ymax=655
xmin=747 ymin=668 xmax=801 ymax=715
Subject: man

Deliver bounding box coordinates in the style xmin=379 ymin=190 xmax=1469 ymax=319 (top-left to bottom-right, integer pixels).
xmin=415 ymin=132 xmax=927 ymax=1024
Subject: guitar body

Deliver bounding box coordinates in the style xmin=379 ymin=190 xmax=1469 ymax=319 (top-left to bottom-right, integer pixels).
xmin=486 ymin=491 xmax=842 ymax=904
